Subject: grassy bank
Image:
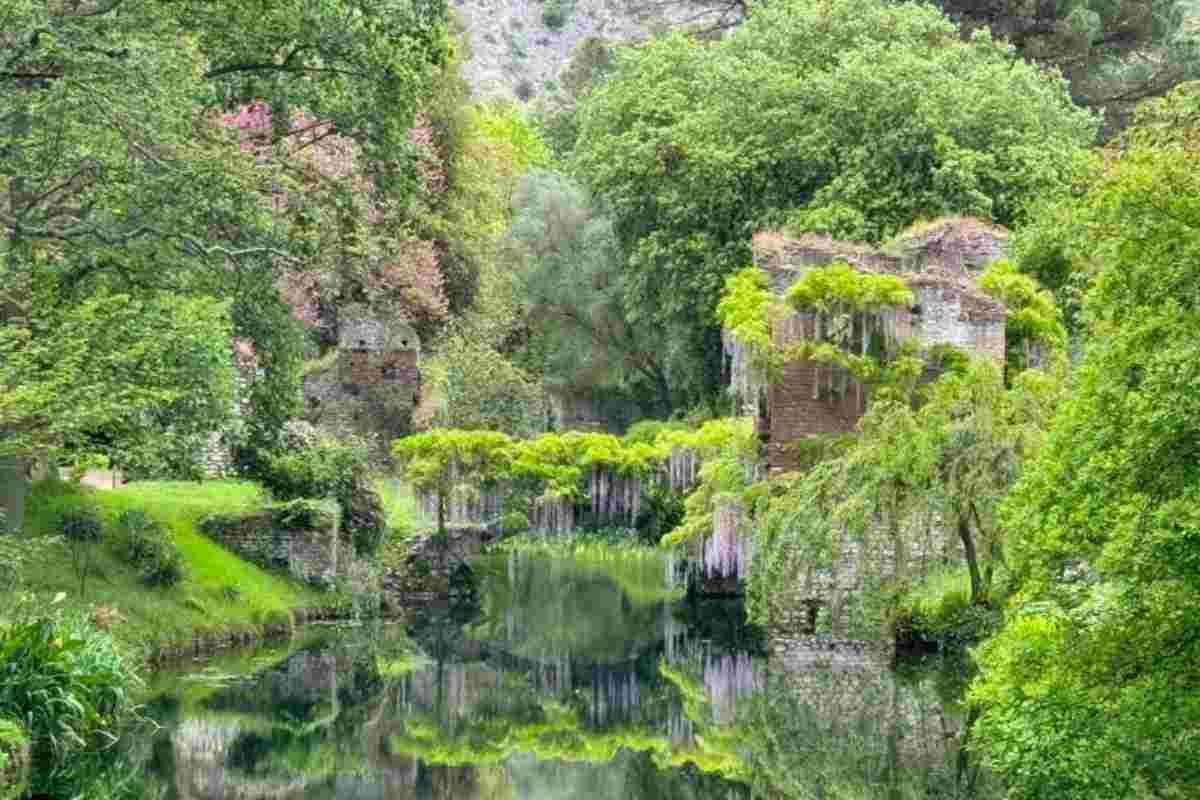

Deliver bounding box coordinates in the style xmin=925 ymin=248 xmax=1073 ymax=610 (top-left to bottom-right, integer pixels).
xmin=6 ymin=478 xmax=333 ymax=659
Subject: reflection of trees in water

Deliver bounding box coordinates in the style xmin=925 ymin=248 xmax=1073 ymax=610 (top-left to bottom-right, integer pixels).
xmin=740 ymin=645 xmax=998 ymax=800
xmin=148 ymin=553 xmax=989 ymax=800
xmin=469 ymin=553 xmax=669 ymax=664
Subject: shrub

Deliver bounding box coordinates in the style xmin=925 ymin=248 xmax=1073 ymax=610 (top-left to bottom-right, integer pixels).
xmin=270 ymin=499 xmax=338 ymax=532
xmin=61 ymin=508 xmax=103 ymax=598
xmin=500 ymin=511 xmax=530 ymax=534
xmin=260 ymin=435 xmax=387 ymax=557
xmin=0 ymin=611 xmax=141 ymax=795
xmin=114 ymin=510 xmax=186 ymax=587
xmin=634 ymin=481 xmax=684 ymax=545
xmin=894 ymin=567 xmax=999 ymax=645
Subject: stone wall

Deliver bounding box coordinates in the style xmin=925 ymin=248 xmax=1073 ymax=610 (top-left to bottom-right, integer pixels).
xmin=203 ymin=350 xmax=257 ymax=479
xmin=382 ymin=525 xmax=499 ymax=601
xmin=0 ymin=457 xmax=27 ymax=534
xmin=763 ymin=512 xmax=956 ymax=638
xmin=304 ymin=306 xmax=420 ymax=454
xmin=200 ymin=501 xmax=355 ymax=589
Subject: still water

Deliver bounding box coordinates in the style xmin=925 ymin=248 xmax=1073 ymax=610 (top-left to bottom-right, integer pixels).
xmin=136 ymin=550 xmax=984 ymax=799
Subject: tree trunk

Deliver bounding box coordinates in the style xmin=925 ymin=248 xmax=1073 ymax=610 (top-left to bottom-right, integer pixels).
xmin=957 ymin=511 xmax=984 ymax=604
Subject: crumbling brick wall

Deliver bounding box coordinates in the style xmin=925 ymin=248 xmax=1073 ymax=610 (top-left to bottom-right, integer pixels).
xmin=303 ymin=306 xmax=421 ymax=452
xmin=749 ymin=219 xmax=1008 ymax=473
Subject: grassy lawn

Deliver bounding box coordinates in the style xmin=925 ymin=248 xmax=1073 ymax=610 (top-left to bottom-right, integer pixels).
xmin=10 ymin=479 xmax=330 ymax=657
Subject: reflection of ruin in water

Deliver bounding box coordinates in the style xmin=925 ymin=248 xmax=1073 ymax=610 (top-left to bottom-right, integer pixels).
xmin=148 ymin=551 xmax=987 ymax=799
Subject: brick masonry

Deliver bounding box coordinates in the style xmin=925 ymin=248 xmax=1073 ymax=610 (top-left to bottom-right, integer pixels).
xmin=304 ymin=305 xmax=421 ymax=453
xmin=750 ymin=218 xmax=1009 ymax=473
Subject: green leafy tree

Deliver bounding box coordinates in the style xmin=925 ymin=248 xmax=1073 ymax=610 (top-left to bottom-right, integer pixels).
xmin=978 ymin=260 xmax=1067 ymax=376
xmin=393 ymin=430 xmax=514 ymax=536
xmin=0 ymin=289 xmax=236 ymax=472
xmin=935 ymin=0 xmax=1200 ymax=126
xmin=1 ymin=0 xmax=447 ymax=463
xmin=573 ymin=0 xmax=1096 ymax=404
xmin=971 ymin=127 xmax=1200 ymax=800
xmin=510 ymin=170 xmax=672 ymax=417
xmin=1012 ymin=80 xmax=1200 ymax=340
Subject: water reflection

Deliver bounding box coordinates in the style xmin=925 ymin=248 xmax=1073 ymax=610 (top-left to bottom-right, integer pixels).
xmin=120 ymin=551 xmax=990 ymax=799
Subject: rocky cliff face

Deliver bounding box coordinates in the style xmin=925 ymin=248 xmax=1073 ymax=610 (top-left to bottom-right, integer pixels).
xmin=454 ymin=0 xmax=733 ymax=99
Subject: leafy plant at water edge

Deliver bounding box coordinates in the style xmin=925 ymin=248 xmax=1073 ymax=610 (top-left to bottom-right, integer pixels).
xmin=0 ymin=611 xmax=142 ymax=796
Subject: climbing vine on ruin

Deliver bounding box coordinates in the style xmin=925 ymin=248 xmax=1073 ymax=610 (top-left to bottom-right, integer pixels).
xmin=658 ymin=418 xmax=764 ymax=580
xmin=978 ymin=260 xmax=1067 ymax=374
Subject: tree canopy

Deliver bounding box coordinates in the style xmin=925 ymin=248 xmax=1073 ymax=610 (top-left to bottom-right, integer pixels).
xmin=936 ymin=0 xmax=1200 ymax=124
xmin=572 ymin=0 xmax=1096 ymax=405
xmin=971 ymin=115 xmax=1200 ymax=800
xmin=0 ymin=0 xmax=448 ymax=463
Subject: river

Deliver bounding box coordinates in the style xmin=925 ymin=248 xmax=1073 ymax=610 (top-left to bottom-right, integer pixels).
xmin=129 ymin=548 xmax=989 ymax=799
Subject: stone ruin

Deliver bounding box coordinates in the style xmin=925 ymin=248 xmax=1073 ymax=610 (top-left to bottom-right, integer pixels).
xmin=739 ymin=217 xmax=1009 ymax=474
xmin=712 ymin=219 xmax=1011 ymax=633
xmin=303 ymin=306 xmax=421 ymax=454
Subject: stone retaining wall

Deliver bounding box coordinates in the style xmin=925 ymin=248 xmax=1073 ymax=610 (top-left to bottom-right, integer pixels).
xmin=766 ymin=516 xmax=956 ymax=638
xmin=200 ymin=501 xmax=357 ymax=590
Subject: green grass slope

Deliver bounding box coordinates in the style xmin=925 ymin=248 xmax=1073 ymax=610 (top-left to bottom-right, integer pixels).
xmin=11 ymin=479 xmax=330 ymax=657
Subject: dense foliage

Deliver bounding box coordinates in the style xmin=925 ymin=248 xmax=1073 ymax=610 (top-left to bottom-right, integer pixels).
xmin=509 ymin=170 xmax=671 ymax=417
xmin=0 ymin=608 xmax=142 ymax=796
xmin=260 ymin=434 xmax=387 ymax=556
xmin=748 ymin=358 xmax=1058 ymax=636
xmin=571 ymin=0 xmax=1096 ymax=403
xmin=1 ymin=0 xmax=448 ymax=468
xmin=936 ymin=0 xmax=1200 ymax=124
xmin=971 ymin=113 xmax=1200 ymax=800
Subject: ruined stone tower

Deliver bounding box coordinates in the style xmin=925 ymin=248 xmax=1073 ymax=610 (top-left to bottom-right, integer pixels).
xmin=741 ymin=218 xmax=1009 ymax=473
xmin=303 ymin=306 xmax=421 ymax=452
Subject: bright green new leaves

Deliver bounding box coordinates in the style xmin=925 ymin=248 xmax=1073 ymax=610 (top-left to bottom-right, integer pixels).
xmin=393 ymin=429 xmax=515 ymax=495
xmin=784 ymin=264 xmax=914 ymax=316
xmin=978 ymin=260 xmax=1067 ymax=374
xmin=573 ymin=0 xmax=1095 ymax=403
xmin=0 ymin=290 xmax=235 ymax=473
xmin=392 ymin=429 xmax=672 ymax=531
xmin=972 ymin=142 xmax=1200 ymax=799
xmin=716 ymin=268 xmax=775 ymax=364
xmin=658 ymin=418 xmax=761 ymax=548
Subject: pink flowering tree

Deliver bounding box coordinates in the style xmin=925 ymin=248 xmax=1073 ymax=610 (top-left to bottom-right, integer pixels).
xmin=221 ymin=104 xmax=450 ymax=343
